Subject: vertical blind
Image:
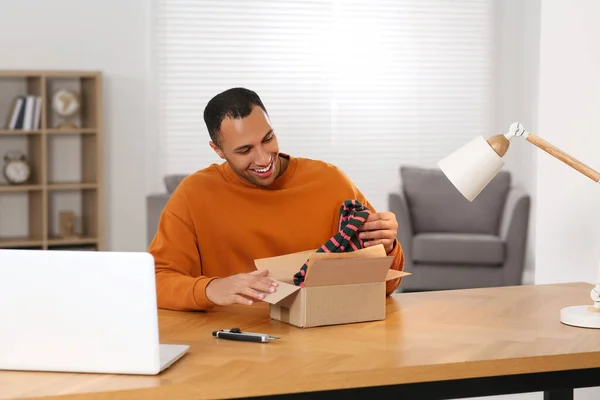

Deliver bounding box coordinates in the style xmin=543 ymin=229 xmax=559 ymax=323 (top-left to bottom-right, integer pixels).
xmin=153 ymin=0 xmax=495 ymax=211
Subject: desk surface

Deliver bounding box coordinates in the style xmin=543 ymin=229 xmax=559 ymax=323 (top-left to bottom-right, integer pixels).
xmin=2 ymin=282 xmax=600 ymax=400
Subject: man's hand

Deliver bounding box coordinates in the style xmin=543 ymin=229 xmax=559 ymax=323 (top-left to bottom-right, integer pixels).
xmin=205 ymin=269 xmax=278 ymax=306
xmin=358 ymin=212 xmax=398 ymax=254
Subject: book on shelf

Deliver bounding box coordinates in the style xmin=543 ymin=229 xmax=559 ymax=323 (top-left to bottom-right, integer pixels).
xmin=4 ymin=95 xmax=42 ymax=130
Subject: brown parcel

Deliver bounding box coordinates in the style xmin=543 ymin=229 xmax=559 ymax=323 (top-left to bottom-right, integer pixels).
xmin=255 ymin=244 xmax=410 ymax=328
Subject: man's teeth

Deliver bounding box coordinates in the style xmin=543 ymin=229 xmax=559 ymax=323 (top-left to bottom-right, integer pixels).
xmin=255 ymin=162 xmax=272 ymax=173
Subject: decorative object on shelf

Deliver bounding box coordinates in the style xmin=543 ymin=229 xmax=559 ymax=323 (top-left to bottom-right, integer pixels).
xmin=52 ymin=89 xmax=80 ymax=129
xmin=3 ymin=150 xmax=30 ymax=185
xmin=59 ymin=211 xmax=78 ymax=239
xmin=438 ymin=122 xmax=600 ymax=329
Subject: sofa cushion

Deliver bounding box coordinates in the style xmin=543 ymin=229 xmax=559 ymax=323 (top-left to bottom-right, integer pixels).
xmin=412 ymin=233 xmax=505 ymax=266
xmin=401 ymin=166 xmax=510 ymax=235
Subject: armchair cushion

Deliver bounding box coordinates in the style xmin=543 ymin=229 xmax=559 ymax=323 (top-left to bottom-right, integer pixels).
xmin=412 ymin=233 xmax=505 ymax=266
xmin=400 ymin=166 xmax=510 ymax=235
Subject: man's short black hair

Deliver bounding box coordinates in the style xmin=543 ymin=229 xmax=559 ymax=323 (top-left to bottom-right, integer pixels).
xmin=203 ymin=87 xmax=268 ymax=146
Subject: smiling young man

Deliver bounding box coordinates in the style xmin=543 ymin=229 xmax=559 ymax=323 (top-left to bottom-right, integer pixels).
xmin=148 ymin=88 xmax=405 ymax=311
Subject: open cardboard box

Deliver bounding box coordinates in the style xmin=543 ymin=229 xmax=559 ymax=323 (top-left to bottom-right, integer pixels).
xmin=255 ymin=244 xmax=410 ymax=328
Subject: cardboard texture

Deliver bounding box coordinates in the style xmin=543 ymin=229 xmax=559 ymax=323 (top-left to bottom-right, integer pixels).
xmin=255 ymin=244 xmax=410 ymax=328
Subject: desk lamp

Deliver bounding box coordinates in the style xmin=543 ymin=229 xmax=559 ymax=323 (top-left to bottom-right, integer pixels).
xmin=438 ymin=122 xmax=600 ymax=329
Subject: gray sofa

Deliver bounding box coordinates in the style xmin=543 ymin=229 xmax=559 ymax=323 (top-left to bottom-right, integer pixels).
xmin=389 ymin=166 xmax=530 ymax=291
xmin=146 ymin=174 xmax=188 ymax=247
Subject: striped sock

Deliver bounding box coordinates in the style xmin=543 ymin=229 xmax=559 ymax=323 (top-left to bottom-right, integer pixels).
xmin=293 ymin=200 xmax=371 ymax=287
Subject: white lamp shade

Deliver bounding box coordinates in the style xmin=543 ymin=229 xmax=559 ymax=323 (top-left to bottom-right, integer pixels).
xmin=438 ymin=135 xmax=505 ymax=202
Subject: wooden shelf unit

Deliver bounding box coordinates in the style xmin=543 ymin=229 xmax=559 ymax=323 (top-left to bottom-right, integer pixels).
xmin=0 ymin=70 xmax=104 ymax=251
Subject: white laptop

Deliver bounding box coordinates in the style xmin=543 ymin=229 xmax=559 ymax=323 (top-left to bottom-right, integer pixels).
xmin=0 ymin=249 xmax=189 ymax=375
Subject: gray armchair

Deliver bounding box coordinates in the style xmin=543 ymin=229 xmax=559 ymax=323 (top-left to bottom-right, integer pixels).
xmin=146 ymin=174 xmax=188 ymax=247
xmin=389 ymin=166 xmax=530 ymax=291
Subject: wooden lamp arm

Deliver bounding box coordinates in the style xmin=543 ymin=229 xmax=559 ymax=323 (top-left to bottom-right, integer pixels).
xmin=526 ymin=133 xmax=600 ymax=183
xmin=488 ymin=123 xmax=600 ymax=183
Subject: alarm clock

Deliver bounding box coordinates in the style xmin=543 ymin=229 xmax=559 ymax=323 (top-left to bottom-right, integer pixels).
xmin=3 ymin=151 xmax=30 ymax=185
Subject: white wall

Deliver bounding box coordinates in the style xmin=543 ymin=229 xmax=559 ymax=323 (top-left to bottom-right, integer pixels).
xmin=0 ymin=0 xmax=151 ymax=251
xmin=536 ymin=0 xmax=600 ymax=284
xmin=535 ymin=0 xmax=600 ymax=399
xmin=493 ymin=0 xmax=541 ymax=284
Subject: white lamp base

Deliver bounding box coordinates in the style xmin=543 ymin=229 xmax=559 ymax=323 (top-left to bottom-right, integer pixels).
xmin=560 ymin=305 xmax=600 ymax=329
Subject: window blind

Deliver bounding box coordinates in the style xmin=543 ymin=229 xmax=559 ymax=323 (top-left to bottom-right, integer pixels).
xmin=153 ymin=0 xmax=495 ymax=211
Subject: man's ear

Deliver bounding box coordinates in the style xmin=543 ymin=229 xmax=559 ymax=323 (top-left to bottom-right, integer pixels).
xmin=209 ymin=141 xmax=225 ymax=159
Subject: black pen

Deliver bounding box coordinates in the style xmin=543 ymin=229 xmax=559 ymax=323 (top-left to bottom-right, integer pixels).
xmin=212 ymin=328 xmax=279 ymax=343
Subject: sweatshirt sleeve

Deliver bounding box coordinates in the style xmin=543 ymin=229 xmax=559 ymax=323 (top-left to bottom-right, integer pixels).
xmin=384 ymin=238 xmax=405 ymax=295
xmin=148 ymin=189 xmax=217 ymax=311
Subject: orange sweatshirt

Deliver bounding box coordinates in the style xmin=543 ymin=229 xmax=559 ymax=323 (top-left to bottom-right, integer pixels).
xmin=148 ymin=154 xmax=405 ymax=311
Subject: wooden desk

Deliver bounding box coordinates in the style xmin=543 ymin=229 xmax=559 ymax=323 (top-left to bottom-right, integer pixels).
xmin=2 ymin=283 xmax=600 ymax=400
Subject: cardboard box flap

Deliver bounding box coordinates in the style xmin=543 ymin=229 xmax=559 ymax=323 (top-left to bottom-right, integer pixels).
xmin=254 ymin=249 xmax=315 ymax=284
xmin=303 ymin=256 xmax=393 ymax=287
xmin=302 ymin=244 xmax=410 ymax=286
xmin=261 ymin=260 xmax=410 ymax=302
xmin=261 ymin=280 xmax=301 ymax=305
xmin=308 ymin=243 xmax=388 ymax=261
xmin=254 ymin=244 xmax=410 ymax=302
xmin=254 ymin=245 xmax=389 ymax=283
xmin=386 ymin=269 xmax=411 ymax=281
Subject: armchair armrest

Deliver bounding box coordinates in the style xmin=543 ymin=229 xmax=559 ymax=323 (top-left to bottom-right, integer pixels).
xmin=146 ymin=193 xmax=171 ymax=248
xmin=499 ymin=187 xmax=531 ymax=285
xmin=388 ymin=192 xmax=414 ymax=271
